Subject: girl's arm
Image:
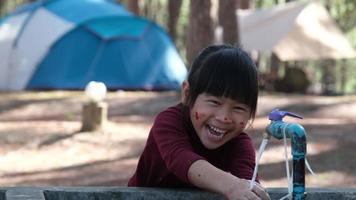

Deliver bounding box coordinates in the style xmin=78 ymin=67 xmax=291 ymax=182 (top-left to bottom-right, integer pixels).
xmin=188 ymin=159 xmax=270 ymax=200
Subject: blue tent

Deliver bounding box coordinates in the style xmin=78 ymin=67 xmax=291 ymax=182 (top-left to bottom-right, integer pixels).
xmin=0 ymin=0 xmax=187 ymax=91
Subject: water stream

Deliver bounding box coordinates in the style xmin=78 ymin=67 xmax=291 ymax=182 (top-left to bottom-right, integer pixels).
xmin=250 ymin=137 xmax=269 ymax=189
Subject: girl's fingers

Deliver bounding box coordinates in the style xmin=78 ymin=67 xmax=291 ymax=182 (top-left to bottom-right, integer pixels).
xmin=251 ymin=184 xmax=270 ymax=200
xmin=253 ymin=182 xmax=265 ymax=191
xmin=244 ymin=191 xmax=261 ymax=200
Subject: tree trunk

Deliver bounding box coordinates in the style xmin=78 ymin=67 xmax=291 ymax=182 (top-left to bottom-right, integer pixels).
xmin=218 ymin=0 xmax=239 ymax=45
xmin=270 ymin=53 xmax=280 ymax=80
xmin=340 ymin=60 xmax=347 ymax=94
xmin=321 ymin=1 xmax=337 ymax=95
xmin=167 ymin=0 xmax=182 ymax=42
xmin=239 ymin=0 xmax=250 ymax=9
xmin=127 ymin=0 xmax=140 ymax=15
xmin=187 ymin=0 xmax=214 ymax=66
xmin=321 ymin=60 xmax=336 ymax=95
xmin=274 ymin=0 xmax=295 ymax=92
xmin=0 ymin=0 xmax=5 ymax=16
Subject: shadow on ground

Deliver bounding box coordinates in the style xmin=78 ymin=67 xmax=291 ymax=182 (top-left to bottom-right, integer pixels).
xmin=0 ymin=92 xmax=355 ymax=187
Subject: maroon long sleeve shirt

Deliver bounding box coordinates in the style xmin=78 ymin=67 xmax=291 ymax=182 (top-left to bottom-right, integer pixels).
xmin=128 ymin=103 xmax=256 ymax=187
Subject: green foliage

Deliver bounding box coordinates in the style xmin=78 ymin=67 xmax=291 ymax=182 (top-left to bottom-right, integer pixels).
xmin=347 ymin=27 xmax=356 ymax=48
xmin=316 ymin=0 xmax=356 ymax=94
xmin=0 ymin=0 xmax=29 ymax=17
xmin=341 ymin=59 xmax=356 ymax=94
xmin=274 ymin=67 xmax=310 ymax=93
xmin=327 ymin=0 xmax=356 ymax=32
xmin=139 ymin=0 xmax=168 ymax=30
xmin=174 ymin=0 xmax=189 ymax=64
xmin=254 ymin=0 xmax=280 ymax=8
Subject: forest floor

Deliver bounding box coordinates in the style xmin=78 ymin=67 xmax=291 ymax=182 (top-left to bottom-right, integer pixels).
xmin=0 ymin=91 xmax=355 ymax=188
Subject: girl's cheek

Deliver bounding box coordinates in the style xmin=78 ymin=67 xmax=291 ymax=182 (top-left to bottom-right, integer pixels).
xmin=239 ymin=122 xmax=246 ymax=129
xmin=195 ymin=111 xmax=205 ymax=120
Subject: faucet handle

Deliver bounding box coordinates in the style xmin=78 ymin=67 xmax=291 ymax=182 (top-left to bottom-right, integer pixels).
xmin=268 ymin=109 xmax=303 ymax=121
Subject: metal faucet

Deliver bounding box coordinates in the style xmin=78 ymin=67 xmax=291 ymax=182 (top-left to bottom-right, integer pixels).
xmin=265 ymin=109 xmax=306 ymax=200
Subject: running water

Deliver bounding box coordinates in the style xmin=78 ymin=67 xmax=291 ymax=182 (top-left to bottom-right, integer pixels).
xmin=250 ymin=137 xmax=269 ymax=189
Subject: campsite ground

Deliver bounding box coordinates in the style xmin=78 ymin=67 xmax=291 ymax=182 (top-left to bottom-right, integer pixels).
xmin=0 ymin=91 xmax=355 ymax=188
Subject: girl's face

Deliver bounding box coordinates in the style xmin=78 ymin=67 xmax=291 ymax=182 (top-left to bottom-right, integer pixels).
xmin=190 ymin=93 xmax=251 ymax=150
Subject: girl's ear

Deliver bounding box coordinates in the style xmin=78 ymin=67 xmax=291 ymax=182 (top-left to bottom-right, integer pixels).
xmin=181 ymin=81 xmax=189 ymax=105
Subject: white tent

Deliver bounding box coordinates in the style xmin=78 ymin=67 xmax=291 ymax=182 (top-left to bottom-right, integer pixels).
xmin=238 ymin=1 xmax=356 ymax=61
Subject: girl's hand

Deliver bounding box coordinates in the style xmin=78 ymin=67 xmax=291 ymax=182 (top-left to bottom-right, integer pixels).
xmin=250 ymin=181 xmax=271 ymax=200
xmin=224 ymin=177 xmax=271 ymax=200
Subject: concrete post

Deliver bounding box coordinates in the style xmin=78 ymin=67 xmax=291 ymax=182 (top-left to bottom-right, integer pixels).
xmin=81 ymin=101 xmax=108 ymax=132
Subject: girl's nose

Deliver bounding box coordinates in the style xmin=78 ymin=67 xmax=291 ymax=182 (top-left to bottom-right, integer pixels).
xmin=215 ymin=109 xmax=232 ymax=123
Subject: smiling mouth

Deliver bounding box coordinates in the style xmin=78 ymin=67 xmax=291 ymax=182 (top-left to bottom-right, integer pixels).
xmin=206 ymin=124 xmax=227 ymax=140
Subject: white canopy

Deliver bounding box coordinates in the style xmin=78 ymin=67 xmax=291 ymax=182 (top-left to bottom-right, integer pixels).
xmin=238 ymin=1 xmax=356 ymax=61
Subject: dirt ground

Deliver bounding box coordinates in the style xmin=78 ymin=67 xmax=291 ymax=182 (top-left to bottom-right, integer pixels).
xmin=0 ymin=91 xmax=355 ymax=188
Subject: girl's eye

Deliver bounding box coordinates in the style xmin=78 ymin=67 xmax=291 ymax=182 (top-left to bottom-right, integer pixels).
xmin=207 ymin=99 xmax=220 ymax=105
xmin=233 ymin=106 xmax=247 ymax=112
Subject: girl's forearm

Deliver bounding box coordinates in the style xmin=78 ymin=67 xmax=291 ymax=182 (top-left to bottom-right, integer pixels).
xmin=187 ymin=159 xmax=236 ymax=195
xmin=187 ymin=159 xmax=270 ymax=200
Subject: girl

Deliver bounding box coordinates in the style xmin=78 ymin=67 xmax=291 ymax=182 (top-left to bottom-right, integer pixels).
xmin=128 ymin=44 xmax=270 ymax=200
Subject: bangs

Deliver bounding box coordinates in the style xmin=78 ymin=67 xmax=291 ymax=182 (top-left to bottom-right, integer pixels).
xmin=199 ymin=56 xmax=256 ymax=103
xmin=202 ymin=68 xmax=253 ymax=105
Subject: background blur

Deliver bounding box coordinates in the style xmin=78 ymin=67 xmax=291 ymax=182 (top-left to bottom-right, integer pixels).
xmin=0 ymin=0 xmax=355 ymax=188
xmin=1 ymin=0 xmax=356 ymax=95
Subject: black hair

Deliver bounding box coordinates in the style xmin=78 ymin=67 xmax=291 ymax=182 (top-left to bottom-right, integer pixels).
xmin=185 ymin=44 xmax=259 ymax=119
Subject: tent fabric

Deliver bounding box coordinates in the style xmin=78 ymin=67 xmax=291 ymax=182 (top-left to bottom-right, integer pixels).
xmin=0 ymin=12 xmax=31 ymax=90
xmin=9 ymin=8 xmax=74 ymax=90
xmin=0 ymin=0 xmax=187 ymax=91
xmin=238 ymin=1 xmax=356 ymax=61
xmin=239 ymin=2 xmax=305 ymax=52
xmin=27 ymin=16 xmax=187 ymax=90
xmin=86 ymin=17 xmax=148 ymax=39
xmin=12 ymin=0 xmax=132 ymax=23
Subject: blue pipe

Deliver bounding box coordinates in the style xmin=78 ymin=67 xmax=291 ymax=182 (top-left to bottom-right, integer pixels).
xmin=265 ymin=109 xmax=306 ymax=200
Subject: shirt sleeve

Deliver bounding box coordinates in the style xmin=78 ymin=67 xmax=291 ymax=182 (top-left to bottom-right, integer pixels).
xmin=225 ymin=133 xmax=257 ymax=181
xmin=151 ymin=108 xmax=205 ymax=183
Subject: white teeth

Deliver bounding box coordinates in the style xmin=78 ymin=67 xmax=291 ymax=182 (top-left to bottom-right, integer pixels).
xmin=209 ymin=125 xmax=227 ymax=135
